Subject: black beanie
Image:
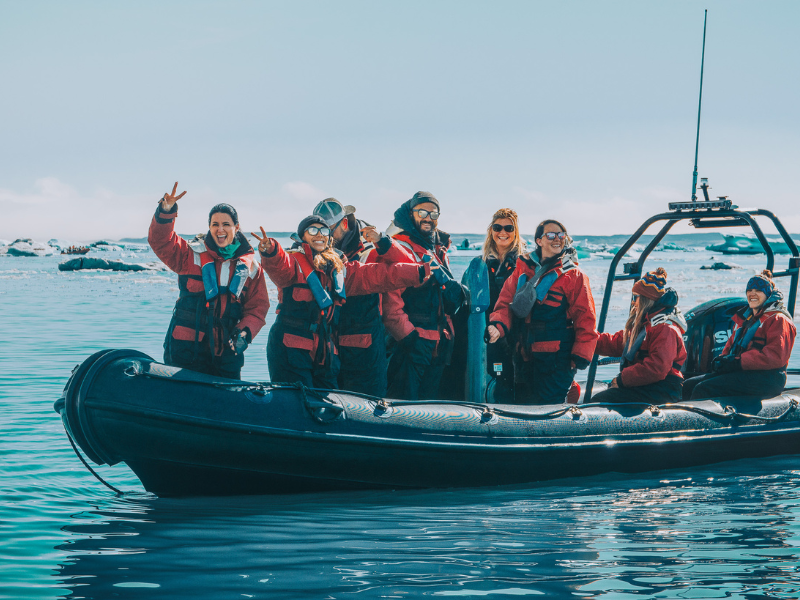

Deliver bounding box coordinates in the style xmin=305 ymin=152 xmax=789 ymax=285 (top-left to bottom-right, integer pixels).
xmin=409 ymin=191 xmax=440 ymax=211
xmin=209 ymin=203 xmax=239 ymax=225
xmin=297 ymin=214 xmax=329 ymax=239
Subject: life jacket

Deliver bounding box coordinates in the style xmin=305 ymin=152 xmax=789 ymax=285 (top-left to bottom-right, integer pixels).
xmin=621 ymin=303 xmax=688 ymax=377
xmin=392 ymin=233 xmax=453 ymax=334
xmin=486 ymin=251 xmax=518 ymax=311
xmin=172 ymin=236 xmax=260 ymax=357
xmin=275 ymin=244 xmax=347 ymax=366
xmin=729 ymin=290 xmax=793 ymax=357
xmin=515 ymin=249 xmax=579 ymax=366
xmin=338 ymin=240 xmax=382 ymax=342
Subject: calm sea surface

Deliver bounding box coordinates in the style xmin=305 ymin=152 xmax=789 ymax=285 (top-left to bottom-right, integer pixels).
xmin=2 ymin=247 xmax=800 ymax=599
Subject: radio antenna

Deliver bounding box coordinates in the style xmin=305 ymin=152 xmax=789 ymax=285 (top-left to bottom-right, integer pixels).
xmin=691 ymin=9 xmax=708 ymax=201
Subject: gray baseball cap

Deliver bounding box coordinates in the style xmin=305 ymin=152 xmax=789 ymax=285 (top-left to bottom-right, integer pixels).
xmin=313 ymin=197 xmax=356 ymax=227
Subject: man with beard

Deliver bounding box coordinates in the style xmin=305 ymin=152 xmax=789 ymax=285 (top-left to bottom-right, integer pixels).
xmin=313 ymin=198 xmax=413 ymax=396
xmin=383 ymin=191 xmax=467 ymax=399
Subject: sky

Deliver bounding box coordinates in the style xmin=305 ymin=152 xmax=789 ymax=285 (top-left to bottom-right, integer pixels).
xmin=1 ymin=0 xmax=798 ymax=241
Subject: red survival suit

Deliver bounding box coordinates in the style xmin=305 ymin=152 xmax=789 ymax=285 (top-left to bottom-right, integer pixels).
xmin=685 ymin=290 xmax=796 ymax=400
xmin=261 ymin=239 xmax=428 ymax=389
xmin=489 ymin=247 xmax=597 ymax=404
xmin=335 ymin=225 xmax=414 ymax=396
xmin=148 ymin=203 xmax=269 ymax=379
xmin=383 ymin=226 xmax=467 ymax=400
xmin=593 ymin=289 xmax=688 ymax=403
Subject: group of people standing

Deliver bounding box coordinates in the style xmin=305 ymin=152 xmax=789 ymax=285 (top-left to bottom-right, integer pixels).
xmin=148 ymin=182 xmax=796 ymax=405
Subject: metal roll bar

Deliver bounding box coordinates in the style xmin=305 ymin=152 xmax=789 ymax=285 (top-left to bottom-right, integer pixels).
xmin=583 ymin=203 xmax=800 ymax=403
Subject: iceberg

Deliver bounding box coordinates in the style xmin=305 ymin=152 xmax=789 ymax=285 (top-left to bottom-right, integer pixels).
xmin=706 ymin=233 xmax=798 ymax=255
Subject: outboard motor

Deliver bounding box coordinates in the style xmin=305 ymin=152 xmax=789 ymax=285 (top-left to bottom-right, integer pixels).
xmin=682 ymin=297 xmax=747 ymax=378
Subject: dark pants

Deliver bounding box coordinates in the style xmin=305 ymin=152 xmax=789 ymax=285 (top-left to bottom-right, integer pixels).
xmin=164 ymin=335 xmax=244 ymax=380
xmin=338 ymin=323 xmax=388 ymax=397
xmin=592 ymin=375 xmax=683 ymax=404
xmin=683 ymin=369 xmax=787 ymax=400
xmin=513 ymin=356 xmax=576 ymax=405
xmin=387 ymin=333 xmax=452 ymax=400
xmin=266 ymin=324 xmax=339 ymax=389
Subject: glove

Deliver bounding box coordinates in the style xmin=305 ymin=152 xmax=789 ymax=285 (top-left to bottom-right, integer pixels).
xmin=229 ymin=328 xmax=249 ymax=355
xmin=571 ymin=355 xmax=590 ymax=370
xmin=399 ymin=330 xmax=420 ymax=353
xmin=711 ymin=354 xmax=740 ymax=374
xmin=442 ymin=280 xmax=467 ymax=315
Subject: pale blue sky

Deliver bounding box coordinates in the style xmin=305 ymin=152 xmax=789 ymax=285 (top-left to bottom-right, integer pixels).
xmin=1 ymin=0 xmax=797 ymax=240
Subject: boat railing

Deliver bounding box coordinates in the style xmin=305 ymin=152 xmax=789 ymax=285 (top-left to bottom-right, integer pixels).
xmin=584 ymin=200 xmax=800 ymax=403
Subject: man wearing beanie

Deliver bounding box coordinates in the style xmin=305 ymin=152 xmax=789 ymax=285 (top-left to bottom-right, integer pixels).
xmin=148 ymin=182 xmax=269 ymax=380
xmin=312 ymin=198 xmax=415 ymax=396
xmin=592 ymin=267 xmax=688 ymax=403
xmin=684 ymin=269 xmax=796 ymax=400
xmin=383 ymin=191 xmax=467 ymax=400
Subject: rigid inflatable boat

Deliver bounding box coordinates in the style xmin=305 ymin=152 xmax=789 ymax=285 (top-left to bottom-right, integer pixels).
xmin=55 ymin=186 xmax=800 ymax=497
xmin=56 ymin=348 xmax=800 ymax=497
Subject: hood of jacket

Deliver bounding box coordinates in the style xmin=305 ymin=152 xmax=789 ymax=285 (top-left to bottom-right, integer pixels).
xmin=389 ymin=199 xmax=451 ymax=251
xmin=523 ymin=246 xmax=578 ymax=273
xmin=647 ymin=287 xmax=687 ymax=332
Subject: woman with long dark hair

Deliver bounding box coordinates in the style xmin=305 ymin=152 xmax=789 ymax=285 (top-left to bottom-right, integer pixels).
xmin=592 ymin=268 xmax=687 ymax=403
xmin=486 ymin=219 xmax=597 ymax=404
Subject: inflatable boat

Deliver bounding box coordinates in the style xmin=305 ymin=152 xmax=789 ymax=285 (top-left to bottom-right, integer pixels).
xmin=55 ymin=188 xmax=800 ymax=497
xmin=55 ymin=348 xmax=800 ymax=497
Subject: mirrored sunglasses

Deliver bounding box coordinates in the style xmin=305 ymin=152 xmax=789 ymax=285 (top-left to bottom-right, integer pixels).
xmin=492 ymin=224 xmax=515 ymax=233
xmin=542 ymin=232 xmax=567 ymax=241
xmin=413 ymin=208 xmax=440 ymax=220
xmin=305 ymin=225 xmax=331 ymax=237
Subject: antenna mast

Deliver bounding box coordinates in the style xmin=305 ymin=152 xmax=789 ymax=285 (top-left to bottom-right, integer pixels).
xmin=691 ymin=9 xmax=708 ymax=201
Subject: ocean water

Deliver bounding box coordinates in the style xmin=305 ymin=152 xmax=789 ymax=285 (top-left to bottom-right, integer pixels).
xmin=2 ymin=247 xmax=800 ymax=599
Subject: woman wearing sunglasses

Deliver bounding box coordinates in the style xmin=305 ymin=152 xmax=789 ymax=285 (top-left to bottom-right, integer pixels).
xmin=253 ymin=214 xmax=431 ymax=389
xmin=480 ymin=209 xmax=526 ymax=399
xmin=486 ymin=219 xmax=598 ymax=404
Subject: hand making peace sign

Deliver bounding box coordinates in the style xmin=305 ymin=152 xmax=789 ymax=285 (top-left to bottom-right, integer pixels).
xmin=161 ymin=182 xmax=187 ymax=211
xmin=251 ymin=226 xmax=274 ymax=254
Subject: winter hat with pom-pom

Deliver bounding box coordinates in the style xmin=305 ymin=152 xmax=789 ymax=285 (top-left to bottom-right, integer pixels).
xmin=632 ymin=267 xmax=668 ymax=300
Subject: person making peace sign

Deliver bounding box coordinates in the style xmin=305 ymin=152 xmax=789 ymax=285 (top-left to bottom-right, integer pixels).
xmin=148 ymin=182 xmax=270 ymax=379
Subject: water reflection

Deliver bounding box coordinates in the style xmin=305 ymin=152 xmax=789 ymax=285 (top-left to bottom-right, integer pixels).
xmin=55 ymin=458 xmax=800 ymax=599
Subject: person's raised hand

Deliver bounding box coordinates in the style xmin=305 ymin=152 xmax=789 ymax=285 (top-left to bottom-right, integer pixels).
xmin=251 ymin=226 xmax=274 ymax=254
xmin=360 ymin=226 xmax=381 ymax=245
xmin=161 ymin=182 xmax=186 ymax=211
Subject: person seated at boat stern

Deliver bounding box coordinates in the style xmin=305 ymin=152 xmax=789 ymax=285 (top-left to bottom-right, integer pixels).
xmin=383 ymin=191 xmax=468 ymax=400
xmin=253 ymin=214 xmax=431 ymax=389
xmin=313 ymin=198 xmax=414 ymax=396
xmin=482 ymin=208 xmax=526 ymax=399
xmin=683 ymin=270 xmax=797 ymax=401
xmin=486 ymin=220 xmax=597 ymax=405
xmin=592 ymin=268 xmax=688 ymax=404
xmin=148 ymin=182 xmax=269 ymax=379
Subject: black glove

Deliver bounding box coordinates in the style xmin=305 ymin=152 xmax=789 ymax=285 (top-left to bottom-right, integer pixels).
xmin=400 ymin=330 xmax=420 ymax=353
xmin=571 ymin=355 xmax=590 ymax=370
xmin=711 ymin=354 xmax=740 ymax=374
xmin=229 ymin=328 xmax=249 ymax=355
xmin=442 ymin=280 xmax=467 ymax=316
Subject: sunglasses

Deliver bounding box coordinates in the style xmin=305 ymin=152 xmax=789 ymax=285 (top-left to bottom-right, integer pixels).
xmin=413 ymin=208 xmax=440 ymax=220
xmin=541 ymin=232 xmax=567 ymax=241
xmin=492 ymin=224 xmax=515 ymax=233
xmin=305 ymin=225 xmax=331 ymax=237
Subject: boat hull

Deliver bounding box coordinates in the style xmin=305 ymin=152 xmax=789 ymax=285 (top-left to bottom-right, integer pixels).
xmin=57 ymin=349 xmax=800 ymax=497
